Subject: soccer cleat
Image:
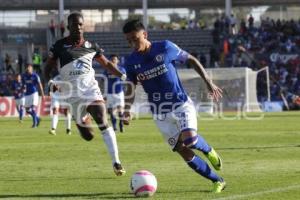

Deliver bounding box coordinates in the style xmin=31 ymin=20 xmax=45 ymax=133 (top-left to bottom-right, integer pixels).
xmin=212 ymin=179 xmax=226 ymax=193
xmin=49 ymin=129 xmax=56 ymax=135
xmin=206 ymin=148 xmax=222 ymax=171
xmin=113 ymin=163 xmax=126 ymax=176
xmin=66 ymin=129 xmax=72 ymax=135
xmin=19 ymin=120 xmax=23 ymax=123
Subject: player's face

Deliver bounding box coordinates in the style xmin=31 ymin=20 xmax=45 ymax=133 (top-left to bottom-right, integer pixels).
xmin=26 ymin=65 xmax=33 ymax=74
xmin=68 ymin=16 xmax=84 ymax=38
xmin=111 ymin=56 xmax=119 ymax=65
xmin=16 ymin=75 xmax=21 ymax=82
xmin=125 ymin=30 xmax=147 ymax=52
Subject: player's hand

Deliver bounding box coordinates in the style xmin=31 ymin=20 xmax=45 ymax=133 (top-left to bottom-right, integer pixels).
xmin=206 ymin=82 xmax=223 ymax=102
xmin=122 ymin=111 xmax=131 ymax=125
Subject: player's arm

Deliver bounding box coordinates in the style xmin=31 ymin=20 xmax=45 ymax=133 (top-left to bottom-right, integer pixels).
xmin=186 ymin=54 xmax=223 ymax=101
xmin=123 ymin=82 xmax=136 ymax=125
xmin=37 ymin=75 xmax=45 ymax=98
xmin=94 ymin=55 xmax=127 ymax=81
xmin=44 ymin=57 xmax=57 ymax=82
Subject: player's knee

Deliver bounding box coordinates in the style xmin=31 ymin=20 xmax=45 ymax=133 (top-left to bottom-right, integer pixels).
xmin=99 ymin=124 xmax=109 ymax=131
xmin=174 ymin=142 xmax=194 ymax=161
xmin=76 ymin=124 xmax=94 ymax=141
xmin=182 ymin=131 xmax=198 ymax=148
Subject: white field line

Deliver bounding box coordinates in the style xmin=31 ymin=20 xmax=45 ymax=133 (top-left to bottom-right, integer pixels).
xmin=213 ymin=184 xmax=300 ymax=200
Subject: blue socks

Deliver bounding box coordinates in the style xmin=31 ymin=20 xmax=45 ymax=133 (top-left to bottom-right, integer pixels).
xmin=27 ymin=106 xmax=39 ymax=126
xmin=17 ymin=106 xmax=24 ymax=120
xmin=110 ymin=113 xmax=117 ymax=130
xmin=118 ymin=112 xmax=123 ymax=132
xmin=183 ymin=135 xmax=212 ymax=154
xmin=187 ymin=155 xmax=221 ymax=182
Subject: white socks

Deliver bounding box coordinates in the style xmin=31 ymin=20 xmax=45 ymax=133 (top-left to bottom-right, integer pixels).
xmin=101 ymin=127 xmax=120 ymax=164
xmin=51 ymin=114 xmax=59 ymax=129
xmin=65 ymin=113 xmax=72 ymax=130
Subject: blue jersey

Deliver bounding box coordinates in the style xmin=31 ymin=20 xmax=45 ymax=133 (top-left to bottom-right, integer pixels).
xmin=104 ymin=66 xmax=126 ymax=94
xmin=125 ymin=40 xmax=189 ymax=114
xmin=22 ymin=72 xmax=41 ymax=95
xmin=11 ymin=80 xmax=24 ymax=99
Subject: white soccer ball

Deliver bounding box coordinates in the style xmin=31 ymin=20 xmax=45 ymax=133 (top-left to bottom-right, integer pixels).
xmin=130 ymin=170 xmax=157 ymax=197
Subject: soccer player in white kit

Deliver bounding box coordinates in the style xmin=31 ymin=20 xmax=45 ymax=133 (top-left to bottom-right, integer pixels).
xmin=122 ymin=20 xmax=226 ymax=193
xmin=44 ymin=12 xmax=126 ymax=176
xmin=48 ymin=76 xmax=72 ymax=135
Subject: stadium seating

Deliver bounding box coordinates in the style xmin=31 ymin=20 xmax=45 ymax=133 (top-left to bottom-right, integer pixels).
xmin=84 ymin=29 xmax=213 ymax=55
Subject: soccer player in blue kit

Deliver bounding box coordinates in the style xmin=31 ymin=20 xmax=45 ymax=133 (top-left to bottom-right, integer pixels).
xmin=104 ymin=55 xmax=126 ymax=132
xmin=11 ymin=74 xmax=25 ymax=122
xmin=22 ymin=64 xmax=44 ymax=127
xmin=122 ymin=20 xmax=226 ymax=193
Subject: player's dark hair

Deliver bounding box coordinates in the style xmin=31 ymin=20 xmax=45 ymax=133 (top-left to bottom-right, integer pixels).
xmin=68 ymin=12 xmax=83 ymax=24
xmin=110 ymin=54 xmax=118 ymax=59
xmin=122 ymin=19 xmax=145 ymax=33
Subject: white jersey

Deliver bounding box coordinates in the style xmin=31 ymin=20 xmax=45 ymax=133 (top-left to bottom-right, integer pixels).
xmin=49 ymin=38 xmax=104 ymax=123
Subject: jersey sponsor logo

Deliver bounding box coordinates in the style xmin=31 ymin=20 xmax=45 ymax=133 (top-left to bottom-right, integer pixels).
xmin=155 ymin=54 xmax=164 ymax=62
xmin=136 ymin=64 xmax=168 ymax=81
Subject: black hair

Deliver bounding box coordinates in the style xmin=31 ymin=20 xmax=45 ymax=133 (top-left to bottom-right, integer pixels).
xmin=68 ymin=12 xmax=83 ymax=24
xmin=110 ymin=54 xmax=118 ymax=59
xmin=122 ymin=19 xmax=145 ymax=33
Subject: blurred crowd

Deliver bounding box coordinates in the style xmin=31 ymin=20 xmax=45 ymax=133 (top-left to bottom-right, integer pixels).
xmin=1 ymin=15 xmax=300 ymax=109
xmin=210 ymin=15 xmax=300 ymax=108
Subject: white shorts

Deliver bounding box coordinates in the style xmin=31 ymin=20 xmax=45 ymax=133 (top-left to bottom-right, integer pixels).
xmin=51 ymin=94 xmax=69 ymax=109
xmin=154 ymin=98 xmax=198 ymax=150
xmin=106 ymin=92 xmax=125 ymax=109
xmin=66 ymin=85 xmax=104 ymax=124
xmin=15 ymin=97 xmax=25 ymax=107
xmin=25 ymin=92 xmax=39 ymax=107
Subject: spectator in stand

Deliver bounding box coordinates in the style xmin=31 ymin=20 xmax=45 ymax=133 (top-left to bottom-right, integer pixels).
xmin=32 ymin=49 xmax=42 ymax=74
xmin=60 ymin=20 xmax=65 ymax=37
xmin=248 ymin=14 xmax=254 ymax=28
xmin=49 ymin=19 xmax=56 ymax=38
xmin=5 ymin=53 xmax=15 ymax=74
xmin=229 ymin=14 xmax=237 ymax=35
xmin=17 ymin=53 xmax=23 ymax=74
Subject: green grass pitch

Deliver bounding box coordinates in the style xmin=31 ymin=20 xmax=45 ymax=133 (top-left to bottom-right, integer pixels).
xmin=0 ymin=112 xmax=299 ymax=200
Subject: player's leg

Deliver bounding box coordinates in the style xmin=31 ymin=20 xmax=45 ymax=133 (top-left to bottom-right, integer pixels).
xmin=86 ymin=100 xmax=125 ymax=176
xmin=25 ymin=93 xmax=39 ymax=127
xmin=49 ymin=107 xmax=59 ymax=135
xmin=15 ymin=98 xmax=24 ymax=122
xmin=76 ymin=115 xmax=94 ymax=141
xmin=108 ymin=107 xmax=117 ymax=131
xmin=63 ymin=108 xmax=72 ymax=135
xmin=19 ymin=105 xmax=24 ymax=122
xmin=181 ymin=130 xmax=222 ymax=170
xmin=117 ymin=92 xmax=125 ymax=133
xmin=174 ymin=140 xmax=226 ymax=193
xmin=31 ymin=92 xmax=41 ymax=127
xmin=175 ymin=99 xmax=222 ymax=170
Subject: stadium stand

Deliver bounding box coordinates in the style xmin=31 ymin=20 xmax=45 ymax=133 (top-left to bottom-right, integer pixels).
xmin=84 ymin=29 xmax=213 ymax=56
